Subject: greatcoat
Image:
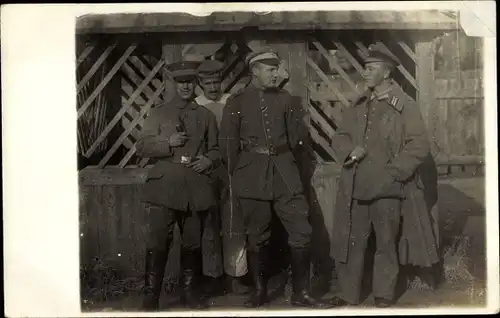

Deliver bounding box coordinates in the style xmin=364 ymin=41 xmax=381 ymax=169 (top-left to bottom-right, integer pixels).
xmin=330 ymin=83 xmax=440 ymax=267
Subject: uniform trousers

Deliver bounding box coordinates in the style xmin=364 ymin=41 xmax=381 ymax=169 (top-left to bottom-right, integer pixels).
xmin=146 ymin=203 xmax=208 ymax=252
xmin=335 ymin=198 xmax=401 ymax=304
xmin=239 ymin=167 xmax=312 ymax=252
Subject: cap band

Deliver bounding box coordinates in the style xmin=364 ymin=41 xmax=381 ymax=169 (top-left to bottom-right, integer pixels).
xmin=249 ymin=52 xmax=279 ymax=65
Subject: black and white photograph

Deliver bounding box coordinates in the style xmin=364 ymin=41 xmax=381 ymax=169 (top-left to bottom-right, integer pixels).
xmin=2 ymin=2 xmax=498 ymax=316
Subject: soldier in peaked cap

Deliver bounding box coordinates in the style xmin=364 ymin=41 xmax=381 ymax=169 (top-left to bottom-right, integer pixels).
xmin=328 ymin=43 xmax=437 ymax=308
xmin=219 ymin=48 xmax=335 ymax=309
xmin=195 ymin=59 xmax=253 ymax=296
xmin=137 ymin=57 xmax=221 ymax=310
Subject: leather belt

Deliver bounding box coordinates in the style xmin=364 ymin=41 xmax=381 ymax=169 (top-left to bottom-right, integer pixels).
xmin=242 ymin=144 xmax=291 ymax=156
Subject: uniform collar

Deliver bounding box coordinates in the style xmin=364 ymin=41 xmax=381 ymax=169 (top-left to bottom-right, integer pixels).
xmin=371 ymin=83 xmax=404 ymax=112
xmin=195 ymin=93 xmax=231 ymax=106
xmin=371 ymin=84 xmax=393 ymax=101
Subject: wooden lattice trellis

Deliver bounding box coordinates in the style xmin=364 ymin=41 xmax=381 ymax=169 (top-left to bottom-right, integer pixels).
xmin=77 ymin=37 xmax=261 ymax=169
xmin=77 ymin=31 xmax=420 ymax=168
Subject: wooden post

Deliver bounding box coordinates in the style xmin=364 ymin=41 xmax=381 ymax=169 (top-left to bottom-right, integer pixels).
xmin=415 ymin=34 xmax=440 ymax=254
xmin=162 ymin=40 xmax=182 ymax=104
xmin=415 ymin=36 xmax=439 ymax=157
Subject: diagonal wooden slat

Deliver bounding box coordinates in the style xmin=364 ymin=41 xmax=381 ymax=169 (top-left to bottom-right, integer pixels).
xmin=306 ymin=56 xmax=350 ymax=107
xmin=127 ymin=56 xmax=162 ymax=93
xmin=332 ymin=41 xmax=365 ymax=79
xmin=398 ymin=41 xmax=417 ymax=63
xmin=77 ymin=45 xmax=137 ymax=120
xmin=306 ymin=82 xmax=342 ymax=126
xmin=138 ymin=158 xmax=150 ymax=168
xmin=77 ymin=43 xmax=116 ymax=93
xmin=310 ymin=38 xmax=360 ymax=94
xmin=84 ymin=57 xmax=164 ymax=158
xmin=375 ymin=41 xmax=418 ymax=91
xmin=121 ymin=64 xmax=155 ymax=104
xmin=77 ymin=44 xmax=96 ymax=68
xmin=182 ymin=44 xmax=195 ymax=55
xmin=309 ymin=102 xmax=336 ymax=140
xmin=223 ymin=60 xmax=247 ymax=93
xmin=102 ymin=82 xmax=165 ymax=168
xmin=137 ymin=55 xmax=164 ymax=83
xmin=309 ymin=126 xmax=338 ymax=163
xmin=354 ymin=41 xmax=369 ymax=55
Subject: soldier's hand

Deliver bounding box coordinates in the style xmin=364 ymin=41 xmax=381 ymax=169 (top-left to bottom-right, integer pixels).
xmin=345 ymin=146 xmax=367 ymax=166
xmin=186 ymin=155 xmax=212 ymax=173
xmin=168 ymin=132 xmax=188 ymax=147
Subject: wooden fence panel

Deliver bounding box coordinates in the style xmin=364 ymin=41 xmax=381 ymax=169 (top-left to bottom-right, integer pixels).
xmin=80 ymin=183 xmax=182 ymax=278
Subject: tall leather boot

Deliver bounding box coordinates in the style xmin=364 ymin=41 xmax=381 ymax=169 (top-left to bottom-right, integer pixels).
xmin=180 ymin=248 xmax=207 ymax=309
xmin=290 ymin=247 xmax=335 ymax=309
xmin=245 ymin=248 xmax=268 ymax=308
xmin=142 ymin=249 xmax=168 ymax=311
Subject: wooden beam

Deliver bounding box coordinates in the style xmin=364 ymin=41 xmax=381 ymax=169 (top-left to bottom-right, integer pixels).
xmin=162 ymin=42 xmax=182 ymax=104
xmin=415 ymin=40 xmax=438 ymax=157
xmin=79 ymin=167 xmax=149 ymax=185
xmin=75 ymin=12 xmax=460 ymax=35
xmin=434 ymin=155 xmax=484 ymax=166
xmin=286 ymin=41 xmax=308 ymax=111
xmin=84 ymin=58 xmax=164 ymax=158
xmin=77 ymin=45 xmax=137 ymax=119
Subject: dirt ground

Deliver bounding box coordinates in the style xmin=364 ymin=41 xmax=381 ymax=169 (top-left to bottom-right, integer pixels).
xmin=82 ymin=275 xmax=486 ymax=312
xmin=82 ymin=177 xmax=488 ymax=312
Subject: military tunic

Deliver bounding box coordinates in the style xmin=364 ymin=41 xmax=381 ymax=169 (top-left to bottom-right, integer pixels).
xmin=219 ymin=84 xmax=312 ymax=251
xmin=330 ymin=82 xmax=433 ymax=304
xmin=136 ymin=96 xmax=220 ymax=251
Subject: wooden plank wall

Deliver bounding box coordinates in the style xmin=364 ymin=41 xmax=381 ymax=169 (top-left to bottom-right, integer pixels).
xmin=79 ymin=183 xmax=181 ymax=278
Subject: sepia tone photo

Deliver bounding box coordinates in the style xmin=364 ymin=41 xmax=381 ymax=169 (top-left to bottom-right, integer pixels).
xmin=76 ymin=9 xmax=487 ymax=313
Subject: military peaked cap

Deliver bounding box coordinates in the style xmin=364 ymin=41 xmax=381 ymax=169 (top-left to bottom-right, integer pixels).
xmin=167 ymin=54 xmax=205 ymax=82
xmin=197 ymin=59 xmax=225 ymax=79
xmin=245 ymin=48 xmax=280 ymax=67
xmin=365 ymin=43 xmax=401 ymax=67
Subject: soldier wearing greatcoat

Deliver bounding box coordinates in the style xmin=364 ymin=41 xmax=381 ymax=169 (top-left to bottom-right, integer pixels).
xmin=328 ymin=44 xmax=437 ymax=308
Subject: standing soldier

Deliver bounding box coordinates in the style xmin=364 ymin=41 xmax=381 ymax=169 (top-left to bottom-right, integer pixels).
xmin=195 ymin=59 xmax=251 ymax=295
xmin=219 ymin=49 xmax=334 ymax=309
xmin=328 ymin=43 xmax=435 ymax=308
xmin=137 ymin=58 xmax=220 ymax=310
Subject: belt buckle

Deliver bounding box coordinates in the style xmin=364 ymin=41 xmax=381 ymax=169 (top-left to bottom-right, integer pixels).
xmin=181 ymin=156 xmax=192 ymax=164
xmin=268 ymin=145 xmax=277 ymax=156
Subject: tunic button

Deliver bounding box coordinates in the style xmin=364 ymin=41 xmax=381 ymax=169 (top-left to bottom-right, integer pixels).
xmin=267 ymin=128 xmax=271 ymax=132
xmin=265 ymin=121 xmax=270 ymax=124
